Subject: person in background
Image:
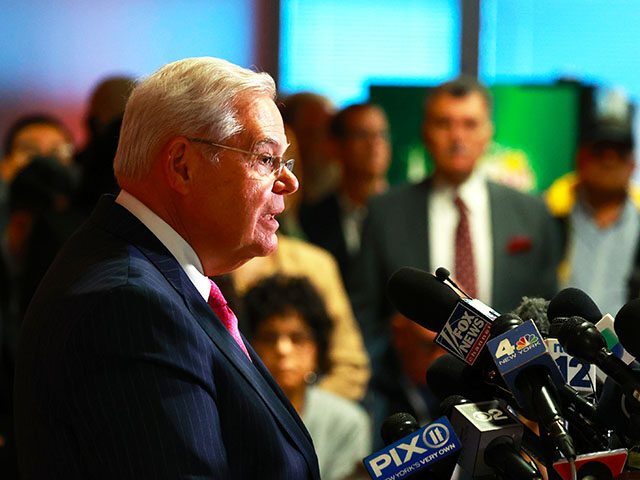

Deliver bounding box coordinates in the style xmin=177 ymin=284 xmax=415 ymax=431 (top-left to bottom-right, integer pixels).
xmin=2 ymin=156 xmax=78 ymax=322
xmin=367 ymin=314 xmax=446 ymax=449
xmin=0 ymin=115 xmax=74 ymax=231
xmin=281 ymin=92 xmax=340 ymax=206
xmin=74 ymin=76 xmax=136 ymax=212
xmin=21 ymin=79 xmax=137 ymax=317
xmin=0 ymin=155 xmax=78 ymax=479
xmin=352 ymin=75 xmax=561 ymax=389
xmin=244 ymin=274 xmax=371 ymax=480
xmin=301 ymin=103 xmax=391 ymax=292
xmin=232 ymin=228 xmax=371 ymax=402
xmin=1 ymin=114 xmax=74 ymax=183
xmin=546 ymin=87 xmax=640 ymax=315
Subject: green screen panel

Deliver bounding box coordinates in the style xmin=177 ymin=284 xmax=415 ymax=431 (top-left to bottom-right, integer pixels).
xmin=492 ymin=84 xmax=580 ymax=192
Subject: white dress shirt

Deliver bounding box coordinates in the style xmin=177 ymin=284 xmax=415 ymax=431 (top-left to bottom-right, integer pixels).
xmin=428 ymin=172 xmax=493 ymax=304
xmin=116 ymin=190 xmax=211 ymax=302
xmin=338 ymin=193 xmax=367 ymax=257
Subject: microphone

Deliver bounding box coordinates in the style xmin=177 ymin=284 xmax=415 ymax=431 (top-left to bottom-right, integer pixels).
xmin=513 ymin=296 xmax=551 ymax=337
xmin=434 ymin=266 xmax=469 ymax=298
xmin=487 ymin=314 xmax=577 ymax=460
xmin=548 ymin=288 xmax=603 ymax=324
xmin=387 ymin=267 xmax=498 ymax=366
xmin=426 ymin=353 xmax=512 ymax=405
xmin=548 ymin=287 xmax=636 ymax=397
xmin=597 ymin=361 xmax=640 ymax=447
xmin=513 ymin=302 xmax=612 ymax=452
xmin=614 ymin=298 xmax=640 ymax=359
xmin=426 ymin=356 xmax=551 ymax=466
xmin=550 ymin=316 xmax=640 ymax=407
xmin=387 ymin=267 xmax=460 ymax=332
xmin=363 ymin=414 xmax=461 ymax=479
xmin=443 ymin=395 xmax=542 ymax=479
xmin=381 ymin=413 xmax=420 ymax=445
xmin=378 ymin=413 xmax=459 ymax=480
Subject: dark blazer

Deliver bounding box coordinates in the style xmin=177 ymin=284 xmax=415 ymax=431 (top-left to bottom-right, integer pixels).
xmin=300 ymin=193 xmax=352 ymax=288
xmin=14 ymin=195 xmax=320 ymax=479
xmin=351 ymin=178 xmax=562 ymax=368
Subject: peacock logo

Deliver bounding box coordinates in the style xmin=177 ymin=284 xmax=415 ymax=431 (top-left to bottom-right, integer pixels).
xmin=516 ymin=334 xmax=538 ymax=350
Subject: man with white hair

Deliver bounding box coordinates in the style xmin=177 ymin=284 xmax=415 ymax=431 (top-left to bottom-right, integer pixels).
xmin=14 ymin=57 xmax=320 ymax=479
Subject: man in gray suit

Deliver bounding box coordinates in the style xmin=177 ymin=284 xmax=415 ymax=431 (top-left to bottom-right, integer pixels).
xmin=353 ymin=76 xmax=561 ymax=380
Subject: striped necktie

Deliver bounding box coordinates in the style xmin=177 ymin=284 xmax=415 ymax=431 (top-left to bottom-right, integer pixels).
xmin=454 ymin=195 xmax=478 ymax=298
xmin=208 ymin=279 xmax=251 ymax=360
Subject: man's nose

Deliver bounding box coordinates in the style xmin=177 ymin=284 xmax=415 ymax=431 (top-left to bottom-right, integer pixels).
xmin=273 ymin=165 xmax=299 ymax=195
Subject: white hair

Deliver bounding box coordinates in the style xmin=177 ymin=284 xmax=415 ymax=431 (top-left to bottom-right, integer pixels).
xmin=113 ymin=57 xmax=276 ymax=181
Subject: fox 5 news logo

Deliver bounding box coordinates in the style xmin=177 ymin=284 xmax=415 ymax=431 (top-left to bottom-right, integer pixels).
xmin=364 ymin=417 xmax=461 ymax=479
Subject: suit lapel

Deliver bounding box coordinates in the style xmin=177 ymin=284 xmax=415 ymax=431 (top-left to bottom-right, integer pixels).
xmin=401 ymin=179 xmax=431 ymax=270
xmin=488 ymin=182 xmax=506 ymax=308
xmin=146 ymin=249 xmax=318 ymax=472
xmin=92 ymin=196 xmax=318 ymax=474
xmin=243 ymin=339 xmax=315 ymax=446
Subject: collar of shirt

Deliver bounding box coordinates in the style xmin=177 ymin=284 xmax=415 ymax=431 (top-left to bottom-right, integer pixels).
xmin=432 ymin=169 xmax=488 ymax=212
xmin=338 ymin=192 xmax=368 ymax=255
xmin=574 ymin=189 xmax=636 ymax=230
xmin=116 ymin=190 xmax=211 ymax=302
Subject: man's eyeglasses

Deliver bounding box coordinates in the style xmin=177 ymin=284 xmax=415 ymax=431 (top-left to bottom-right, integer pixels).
xmin=187 ymin=137 xmax=294 ymax=176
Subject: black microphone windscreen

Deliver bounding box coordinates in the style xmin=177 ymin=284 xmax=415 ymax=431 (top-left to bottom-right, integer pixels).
xmin=380 ymin=412 xmax=419 ymax=445
xmin=426 ymin=353 xmax=490 ymax=402
xmin=387 ymin=267 xmax=459 ymax=332
xmin=548 ymin=315 xmax=583 ymax=339
xmin=551 ymin=316 xmax=607 ymax=363
xmin=439 ymin=395 xmax=469 ymax=417
xmin=614 ymin=298 xmax=640 ymax=358
xmin=489 ymin=312 xmax=522 ymax=338
xmin=435 ymin=267 xmax=450 ymax=282
xmin=547 ymin=287 xmax=602 ymax=323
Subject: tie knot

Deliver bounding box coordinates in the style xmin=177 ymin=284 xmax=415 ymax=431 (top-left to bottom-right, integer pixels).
xmin=454 ymin=195 xmax=468 ymax=213
xmin=208 ymin=279 xmax=227 ymax=309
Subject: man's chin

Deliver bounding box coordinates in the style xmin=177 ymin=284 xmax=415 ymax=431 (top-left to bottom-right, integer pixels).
xmin=253 ymin=234 xmax=279 ymax=258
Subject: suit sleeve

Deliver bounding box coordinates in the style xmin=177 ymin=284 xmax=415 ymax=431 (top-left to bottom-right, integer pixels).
xmin=58 ymin=285 xmax=228 ymax=479
xmin=349 ymin=202 xmax=394 ymax=374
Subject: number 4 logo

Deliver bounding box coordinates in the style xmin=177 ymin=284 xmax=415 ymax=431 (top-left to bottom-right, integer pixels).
xmin=494 ymin=338 xmax=515 ymax=358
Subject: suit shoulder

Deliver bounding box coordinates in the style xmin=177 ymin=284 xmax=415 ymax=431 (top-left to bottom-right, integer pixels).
xmin=368 ymin=181 xmax=428 ymax=211
xmin=488 ymin=182 xmax=549 ymax=213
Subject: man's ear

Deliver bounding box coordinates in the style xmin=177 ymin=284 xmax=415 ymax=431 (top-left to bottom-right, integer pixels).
xmin=163 ymin=137 xmax=191 ymax=194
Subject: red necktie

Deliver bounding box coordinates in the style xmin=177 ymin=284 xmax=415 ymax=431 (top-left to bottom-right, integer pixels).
xmin=454 ymin=195 xmax=478 ymax=298
xmin=208 ymin=279 xmax=251 ymax=360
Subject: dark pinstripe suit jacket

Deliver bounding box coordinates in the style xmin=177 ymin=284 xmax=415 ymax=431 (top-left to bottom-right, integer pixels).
xmin=14 ymin=195 xmax=321 ymax=479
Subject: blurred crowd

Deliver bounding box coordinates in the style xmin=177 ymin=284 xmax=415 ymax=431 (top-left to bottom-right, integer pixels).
xmin=0 ymin=72 xmax=638 ymax=479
